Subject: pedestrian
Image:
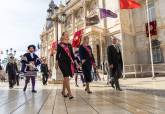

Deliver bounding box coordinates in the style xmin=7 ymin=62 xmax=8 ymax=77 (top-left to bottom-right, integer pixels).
xmin=107 ymin=37 xmax=123 ymax=91
xmin=0 ymin=64 xmax=6 ymax=82
xmin=74 ymin=50 xmax=85 ymax=87
xmin=40 ymin=58 xmax=49 ymax=85
xmin=56 ymin=31 xmax=75 ymax=99
xmin=21 ymin=45 xmax=41 ymax=93
xmin=6 ymin=56 xmax=18 ymax=88
xmin=79 ymin=36 xmax=96 ymax=94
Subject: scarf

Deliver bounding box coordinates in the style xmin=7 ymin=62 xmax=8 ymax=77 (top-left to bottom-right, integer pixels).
xmin=83 ymin=45 xmax=95 ymax=65
xmin=60 ymin=43 xmax=75 ymax=75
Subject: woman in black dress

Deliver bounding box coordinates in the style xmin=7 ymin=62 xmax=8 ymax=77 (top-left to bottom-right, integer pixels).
xmin=79 ymin=36 xmax=96 ymax=94
xmin=56 ymin=32 xmax=75 ymax=99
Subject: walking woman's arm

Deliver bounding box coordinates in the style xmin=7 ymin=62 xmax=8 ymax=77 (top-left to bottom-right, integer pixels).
xmin=56 ymin=44 xmax=60 ymax=61
xmin=70 ymin=44 xmax=75 ymax=61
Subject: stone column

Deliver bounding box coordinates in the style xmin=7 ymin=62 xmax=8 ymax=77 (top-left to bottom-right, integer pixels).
xmin=83 ymin=0 xmax=87 ymax=31
xmin=52 ymin=24 xmax=63 ymax=83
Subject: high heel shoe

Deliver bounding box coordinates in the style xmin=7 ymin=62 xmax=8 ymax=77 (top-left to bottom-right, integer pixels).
xmin=69 ymin=95 xmax=74 ymax=100
xmin=87 ymin=91 xmax=92 ymax=94
xmin=61 ymin=92 xmax=68 ymax=97
xmin=85 ymin=88 xmax=87 ymax=91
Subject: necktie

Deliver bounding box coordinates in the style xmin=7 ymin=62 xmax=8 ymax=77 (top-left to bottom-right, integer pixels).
xmin=114 ymin=45 xmax=119 ymax=53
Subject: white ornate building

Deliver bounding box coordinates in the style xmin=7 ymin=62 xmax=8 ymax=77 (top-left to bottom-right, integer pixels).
xmin=41 ymin=0 xmax=165 ymax=79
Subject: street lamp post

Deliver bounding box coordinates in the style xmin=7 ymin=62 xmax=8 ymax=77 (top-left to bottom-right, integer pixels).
xmin=46 ymin=1 xmax=66 ymax=83
xmin=3 ymin=48 xmax=17 ymax=66
xmin=6 ymin=48 xmax=16 ymax=58
xmin=46 ymin=2 xmax=66 ymax=44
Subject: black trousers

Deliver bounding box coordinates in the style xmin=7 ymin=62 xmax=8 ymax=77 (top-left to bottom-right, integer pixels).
xmin=110 ymin=65 xmax=122 ymax=89
xmin=42 ymin=74 xmax=48 ymax=85
xmin=16 ymin=74 xmax=19 ymax=86
xmin=8 ymin=75 xmax=16 ymax=88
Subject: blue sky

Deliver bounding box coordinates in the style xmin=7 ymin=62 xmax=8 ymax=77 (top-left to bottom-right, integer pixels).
xmin=0 ymin=0 xmax=63 ymax=58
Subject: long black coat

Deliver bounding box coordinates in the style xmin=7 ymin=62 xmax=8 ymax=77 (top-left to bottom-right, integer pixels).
xmin=107 ymin=45 xmax=123 ymax=78
xmin=41 ymin=63 xmax=49 ymax=75
xmin=6 ymin=62 xmax=18 ymax=76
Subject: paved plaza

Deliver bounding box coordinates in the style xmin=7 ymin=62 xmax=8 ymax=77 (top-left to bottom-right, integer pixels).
xmin=0 ymin=77 xmax=165 ymax=114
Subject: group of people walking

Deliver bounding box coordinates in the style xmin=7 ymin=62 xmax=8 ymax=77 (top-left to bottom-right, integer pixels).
xmin=1 ymin=45 xmax=50 ymax=92
xmin=2 ymin=31 xmax=123 ymax=98
xmin=56 ymin=32 xmax=96 ymax=99
xmin=56 ymin=31 xmax=123 ymax=99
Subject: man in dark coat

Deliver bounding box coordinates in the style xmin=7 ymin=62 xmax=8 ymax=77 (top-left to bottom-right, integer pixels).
xmin=40 ymin=58 xmax=49 ymax=85
xmin=6 ymin=56 xmax=18 ymax=88
xmin=107 ymin=37 xmax=123 ymax=91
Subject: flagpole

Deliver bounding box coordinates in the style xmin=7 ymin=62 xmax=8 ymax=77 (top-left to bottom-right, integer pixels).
xmin=145 ymin=0 xmax=155 ymax=79
xmin=118 ymin=0 xmax=126 ymax=79
xmin=99 ymin=32 xmax=105 ymax=81
xmin=83 ymin=0 xmax=86 ymax=31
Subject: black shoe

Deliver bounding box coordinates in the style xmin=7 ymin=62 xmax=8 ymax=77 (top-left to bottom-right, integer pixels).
xmin=69 ymin=96 xmax=74 ymax=100
xmin=110 ymin=81 xmax=115 ymax=89
xmin=87 ymin=91 xmax=92 ymax=94
xmin=116 ymin=88 xmax=122 ymax=91
xmin=61 ymin=92 xmax=68 ymax=97
xmin=32 ymin=90 xmax=37 ymax=93
xmin=75 ymin=84 xmax=79 ymax=87
xmin=23 ymin=87 xmax=26 ymax=92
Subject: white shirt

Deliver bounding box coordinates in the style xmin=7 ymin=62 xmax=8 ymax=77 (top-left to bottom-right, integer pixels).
xmin=30 ymin=53 xmax=34 ymax=59
xmin=112 ymin=44 xmax=120 ymax=53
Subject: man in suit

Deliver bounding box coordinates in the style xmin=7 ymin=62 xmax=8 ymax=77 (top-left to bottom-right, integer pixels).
xmin=107 ymin=37 xmax=123 ymax=91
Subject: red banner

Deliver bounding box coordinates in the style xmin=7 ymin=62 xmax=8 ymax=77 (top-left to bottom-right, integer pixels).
xmin=120 ymin=0 xmax=141 ymax=9
xmin=50 ymin=40 xmax=57 ymax=56
xmin=145 ymin=20 xmax=157 ymax=37
xmin=72 ymin=29 xmax=84 ymax=48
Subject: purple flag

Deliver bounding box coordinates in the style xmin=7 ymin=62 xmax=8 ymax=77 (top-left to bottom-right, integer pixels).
xmin=100 ymin=8 xmax=118 ymax=18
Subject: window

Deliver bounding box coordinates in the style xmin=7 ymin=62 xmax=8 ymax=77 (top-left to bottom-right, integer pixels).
xmin=148 ymin=4 xmax=156 ymax=22
xmin=152 ymin=40 xmax=164 ymax=63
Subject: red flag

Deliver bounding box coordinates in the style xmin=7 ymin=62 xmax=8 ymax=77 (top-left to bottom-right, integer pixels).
xmin=120 ymin=0 xmax=141 ymax=9
xmin=72 ymin=29 xmax=84 ymax=48
xmin=145 ymin=20 xmax=157 ymax=37
xmin=50 ymin=40 xmax=57 ymax=56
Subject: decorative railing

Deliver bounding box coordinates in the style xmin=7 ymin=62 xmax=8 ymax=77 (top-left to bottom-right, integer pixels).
xmin=123 ymin=64 xmax=165 ymax=78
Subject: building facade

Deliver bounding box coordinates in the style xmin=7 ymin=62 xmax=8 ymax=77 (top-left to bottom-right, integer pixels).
xmin=40 ymin=0 xmax=165 ymax=78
